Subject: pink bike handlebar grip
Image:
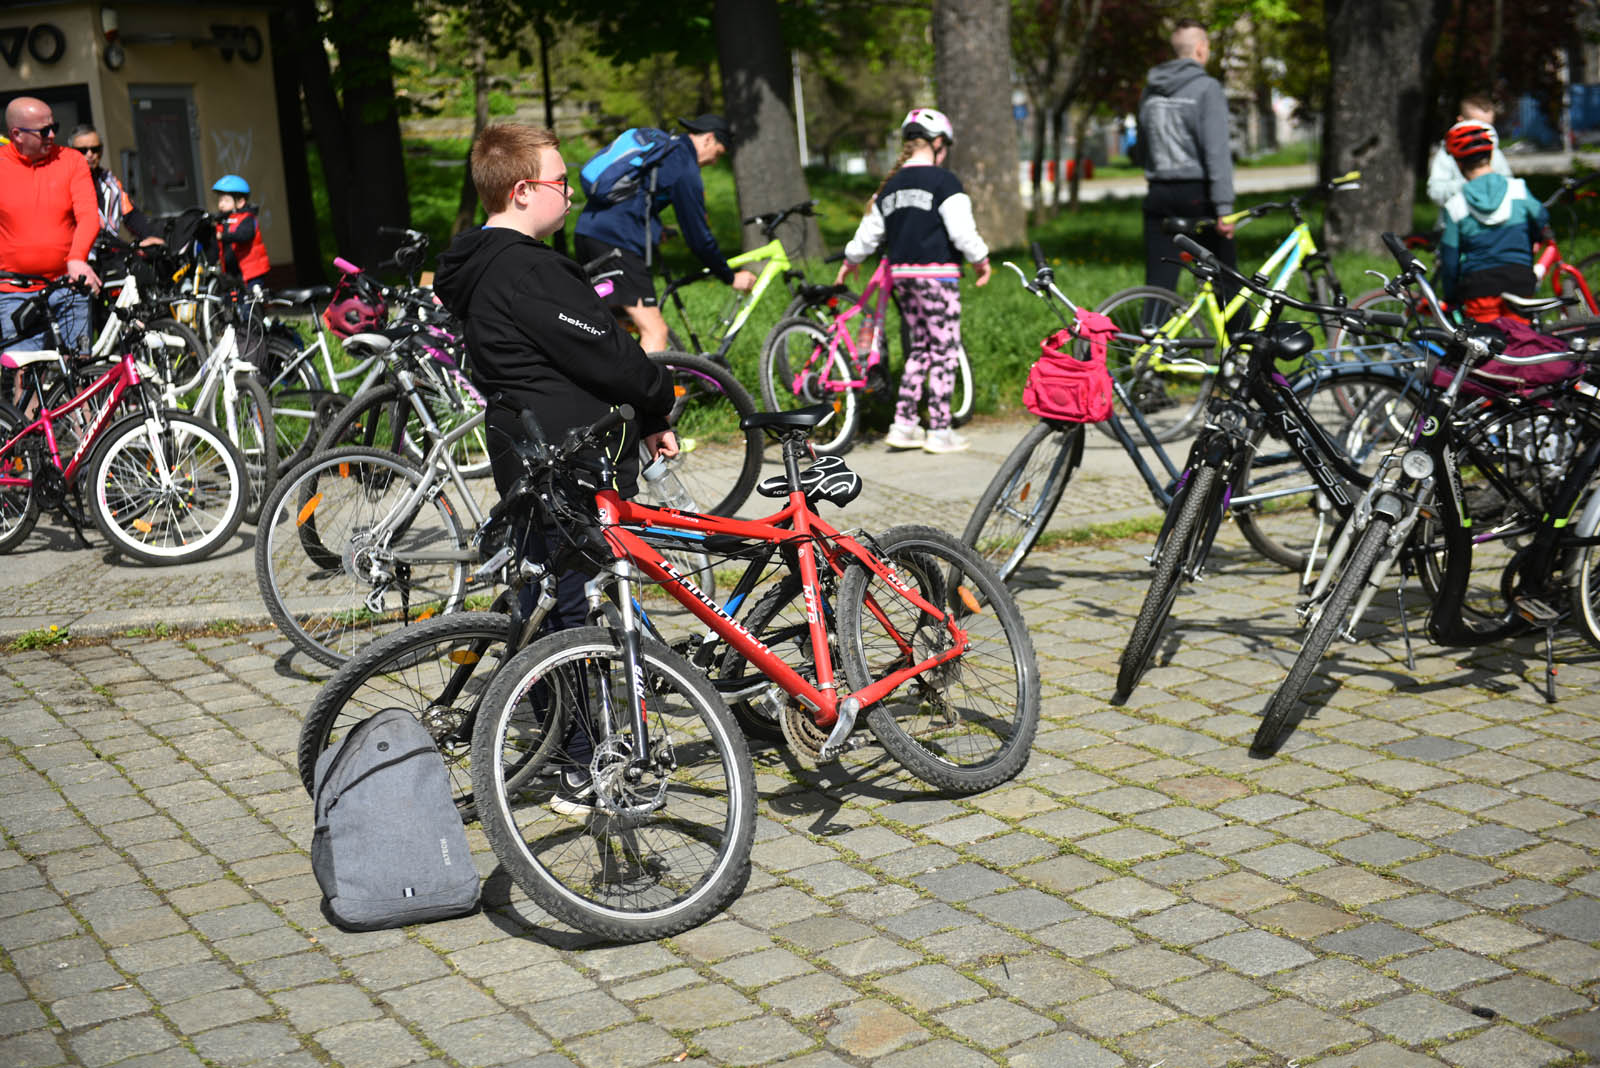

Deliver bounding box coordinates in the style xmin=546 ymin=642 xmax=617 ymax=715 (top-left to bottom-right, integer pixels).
xmin=333 ymin=257 xmax=361 ymax=275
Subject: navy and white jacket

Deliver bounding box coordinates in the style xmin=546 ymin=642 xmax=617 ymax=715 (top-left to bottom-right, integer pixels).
xmin=842 ymin=161 xmax=988 ymax=281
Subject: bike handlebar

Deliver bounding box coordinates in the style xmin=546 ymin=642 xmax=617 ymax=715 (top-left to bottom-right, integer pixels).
xmin=1542 ymin=171 xmax=1600 ymax=210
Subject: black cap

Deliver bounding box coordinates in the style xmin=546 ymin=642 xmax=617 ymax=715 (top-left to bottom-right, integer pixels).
xmin=679 ymin=114 xmax=732 ymax=148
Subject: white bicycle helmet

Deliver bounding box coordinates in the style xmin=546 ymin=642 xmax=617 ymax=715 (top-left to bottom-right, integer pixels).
xmin=901 ymin=108 xmax=955 ymax=145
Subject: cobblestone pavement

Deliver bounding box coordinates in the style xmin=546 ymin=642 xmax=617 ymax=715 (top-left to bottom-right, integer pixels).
xmin=3 ymin=418 xmax=1599 ymax=1067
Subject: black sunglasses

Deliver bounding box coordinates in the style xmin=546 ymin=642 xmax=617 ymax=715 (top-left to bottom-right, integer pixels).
xmin=14 ymin=123 xmax=59 ymax=137
xmin=73 ymin=144 xmax=104 ymax=154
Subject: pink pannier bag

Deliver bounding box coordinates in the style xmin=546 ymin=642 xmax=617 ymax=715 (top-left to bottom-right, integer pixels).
xmin=1023 ymin=310 xmax=1118 ymax=423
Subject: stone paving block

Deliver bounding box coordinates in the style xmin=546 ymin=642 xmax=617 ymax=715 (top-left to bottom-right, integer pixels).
xmin=1368 ymin=892 xmax=1474 ymax=928
xmin=1188 ymin=872 xmax=1296 ymax=913
xmin=877 ymin=1038 xmax=995 ymax=1068
xmin=761 ymin=973 xmax=857 ymax=1016
xmin=1273 ymin=957 xmax=1402 ymax=1009
xmin=1506 ymin=938 xmax=1600 ymax=987
xmin=872 ymin=963 xmax=984 ymax=1011
xmin=1523 ymin=897 xmax=1600 ymax=941
xmin=916 ymin=924 xmax=1031 ymax=967
xmin=1394 ymin=855 xmax=1503 ymax=891
xmin=1068 ymin=876 xmax=1176 ymax=918
xmin=1062 ymin=988 xmax=1178 ymax=1038
xmin=1391 ymin=948 xmax=1511 ymax=991
xmin=963 ymin=833 xmax=1059 ymax=869
xmin=910 ymin=862 xmax=1015 ymax=903
xmin=1463 ymin=975 xmax=1589 ymax=1024
xmin=1313 ymin=922 xmax=1431 ymax=962
xmin=821 ymin=934 xmax=925 ymax=977
xmin=974 ymin=952 xmax=1110 ymax=1007
xmin=1313 ymin=1041 xmax=1450 ymax=1066
xmin=967 ymin=888 xmax=1079 ymax=931
xmin=1034 ymin=916 xmax=1137 ymax=957
xmin=1117 ymin=1018 xmax=1257 ymax=1068
xmin=529 ymin=988 xmax=639 ymax=1040
xmin=1097 ymin=944 xmax=1209 ymax=989
xmin=0 ymin=1029 xmax=67 ymax=1067
xmin=1134 ymin=901 xmax=1246 ymax=947
xmin=1427 ymin=913 xmax=1544 ymax=954
xmin=1438 ymin=824 xmax=1541 ymax=857
xmin=1251 ymin=900 xmax=1358 ymax=939
xmin=309 ymin=1018 xmax=427 ymax=1068
xmin=875 ymin=844 xmax=962 ymax=878
xmin=51 ymin=987 xmax=155 ymax=1030
xmin=68 ymin=1016 xmax=178 ymax=1067
xmin=1354 ymin=992 xmax=1486 ymax=1043
xmin=270 ymin=982 xmax=382 ymax=1032
xmin=1436 ymin=1023 xmax=1568 ymax=1067
xmin=823 ymin=998 xmax=925 ymax=1059
xmin=1005 ymin=1030 xmax=1126 ymax=1067
xmin=431 ymin=1013 xmax=557 ymax=1067
xmin=1018 ymin=807 xmax=1118 ymax=840
xmin=878 ymin=902 xmax=978 ymax=940
xmin=1219 ymin=997 xmax=1371 ymax=1059
xmin=695 ymin=1014 xmax=814 ymax=1065
xmin=935 ymin=997 xmax=1056 ymax=1050
xmin=1013 ymin=854 xmax=1114 ymax=894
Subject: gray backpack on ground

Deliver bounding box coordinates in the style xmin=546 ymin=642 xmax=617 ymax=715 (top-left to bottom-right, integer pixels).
xmin=311 ymin=708 xmax=480 ymax=930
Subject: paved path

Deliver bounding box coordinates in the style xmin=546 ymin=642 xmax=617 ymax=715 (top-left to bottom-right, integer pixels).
xmin=3 ymin=419 xmax=1599 ymax=1067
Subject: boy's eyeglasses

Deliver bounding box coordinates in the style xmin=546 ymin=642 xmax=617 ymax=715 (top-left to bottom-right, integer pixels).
xmin=521 ymin=175 xmax=569 ymax=198
xmin=14 ymin=123 xmax=59 ymax=137
xmin=73 ymin=144 xmax=104 ymax=155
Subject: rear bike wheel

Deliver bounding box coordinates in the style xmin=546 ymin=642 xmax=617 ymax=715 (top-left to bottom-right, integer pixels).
xmin=1415 ymin=396 xmax=1600 ymax=621
xmin=1091 ymin=285 xmax=1217 ymax=442
xmin=299 ymin=611 xmax=520 ymax=815
xmin=1116 ymin=463 xmax=1221 ymax=702
xmin=86 ymin=411 xmax=247 ymax=565
xmin=760 ymin=317 xmax=859 ymax=455
xmin=0 ymin=403 xmax=40 ymax=552
xmin=213 ymin=374 xmax=278 ymax=525
xmin=255 ymin=447 xmax=469 ymax=668
xmin=961 ymin=420 xmax=1082 ymax=582
xmin=837 ymin=524 xmax=1040 ymax=793
xmin=1566 ymin=480 xmax=1600 ymax=651
xmin=643 ymin=351 xmax=763 ymax=517
xmin=472 ymin=627 xmax=755 ymax=941
xmin=1252 ymin=517 xmax=1393 ymax=757
xmin=1234 ymin=368 xmax=1419 ymax=572
xmin=256 ymin=333 xmax=328 ymax=472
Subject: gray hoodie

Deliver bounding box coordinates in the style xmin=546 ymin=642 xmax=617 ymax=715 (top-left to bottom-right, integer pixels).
xmin=1137 ymin=58 xmax=1234 ymax=215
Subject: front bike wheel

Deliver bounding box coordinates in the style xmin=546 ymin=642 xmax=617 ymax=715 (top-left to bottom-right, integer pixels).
xmin=472 ymin=627 xmax=755 ymax=941
xmin=299 ymin=611 xmax=520 ymax=814
xmin=961 ymin=421 xmax=1081 ymax=582
xmin=837 ymin=525 xmax=1040 ymax=793
xmin=213 ymin=374 xmax=278 ymax=525
xmin=255 ymin=447 xmax=469 ymax=667
xmin=1252 ymin=517 xmax=1393 ymax=756
xmin=1091 ymin=285 xmax=1217 ymax=442
xmin=0 ymin=403 xmax=41 ymax=553
xmin=760 ymin=317 xmax=859 ymax=455
xmin=1115 ymin=463 xmax=1220 ymax=702
xmin=950 ymin=349 xmax=975 ymax=427
xmin=643 ymin=352 xmax=762 ymax=517
xmin=86 ymin=411 xmax=246 ymax=565
xmin=1234 ymin=368 xmax=1418 ymax=572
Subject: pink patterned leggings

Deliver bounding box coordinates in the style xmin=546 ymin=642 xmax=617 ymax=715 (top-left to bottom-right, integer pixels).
xmin=892 ymin=277 xmax=965 ymax=430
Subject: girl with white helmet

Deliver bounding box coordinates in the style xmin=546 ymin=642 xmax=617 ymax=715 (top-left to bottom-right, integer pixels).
xmin=836 ymin=107 xmax=990 ymax=453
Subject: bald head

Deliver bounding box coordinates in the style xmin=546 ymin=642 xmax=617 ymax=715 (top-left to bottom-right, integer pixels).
xmin=1172 ymin=20 xmax=1209 ymax=63
xmin=6 ymin=97 xmax=57 ymax=160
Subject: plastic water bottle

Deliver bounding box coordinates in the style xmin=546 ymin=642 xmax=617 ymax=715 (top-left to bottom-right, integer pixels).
xmin=641 ymin=455 xmax=698 ymax=510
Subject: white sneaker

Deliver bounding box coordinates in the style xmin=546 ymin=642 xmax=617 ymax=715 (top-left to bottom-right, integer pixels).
xmin=922 ymin=428 xmax=970 ymax=454
xmin=884 ymin=422 xmax=926 ymax=449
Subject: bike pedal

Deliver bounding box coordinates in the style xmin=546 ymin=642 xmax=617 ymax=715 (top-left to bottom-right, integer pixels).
xmin=1514 ymin=597 xmax=1560 ymax=625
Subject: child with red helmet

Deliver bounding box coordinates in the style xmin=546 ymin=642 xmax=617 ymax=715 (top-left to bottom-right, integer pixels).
xmin=1436 ymin=122 xmax=1547 ymax=323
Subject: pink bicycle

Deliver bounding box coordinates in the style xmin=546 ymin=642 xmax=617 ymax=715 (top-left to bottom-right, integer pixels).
xmin=758 ymin=258 xmax=973 ymax=455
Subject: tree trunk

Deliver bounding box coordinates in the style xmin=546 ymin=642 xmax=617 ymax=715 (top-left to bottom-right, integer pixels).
xmin=452 ymin=23 xmax=489 ymax=237
xmin=1322 ymin=0 xmax=1449 ymax=253
xmin=1028 ymin=103 xmax=1047 ymax=223
xmin=933 ymin=0 xmax=1026 ymax=250
xmin=713 ymin=0 xmax=823 ymax=258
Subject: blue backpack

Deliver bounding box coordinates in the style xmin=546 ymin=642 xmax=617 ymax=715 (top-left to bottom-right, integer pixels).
xmin=580 ymin=127 xmax=675 ymax=205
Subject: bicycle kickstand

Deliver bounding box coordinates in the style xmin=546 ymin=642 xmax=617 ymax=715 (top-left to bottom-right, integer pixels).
xmin=1394 ymin=563 xmax=1416 ymax=672
xmin=1514 ymin=596 xmax=1561 ymax=704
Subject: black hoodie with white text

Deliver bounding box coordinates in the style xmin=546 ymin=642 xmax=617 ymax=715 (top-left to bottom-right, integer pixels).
xmin=433 ymin=226 xmax=672 ymax=495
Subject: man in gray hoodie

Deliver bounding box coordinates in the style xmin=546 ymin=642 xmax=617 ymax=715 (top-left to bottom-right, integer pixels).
xmin=1135 ymin=18 xmax=1236 ymax=297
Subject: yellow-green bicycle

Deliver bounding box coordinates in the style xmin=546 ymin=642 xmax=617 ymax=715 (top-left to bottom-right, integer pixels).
xmin=1086 ymin=172 xmax=1364 ymax=441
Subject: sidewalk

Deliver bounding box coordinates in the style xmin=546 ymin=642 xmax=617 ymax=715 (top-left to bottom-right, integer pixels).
xmin=2 ymin=417 xmax=1598 ymax=1068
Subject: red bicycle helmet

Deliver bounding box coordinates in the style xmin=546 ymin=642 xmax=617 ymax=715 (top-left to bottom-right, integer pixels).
xmin=322 ymin=284 xmax=387 ymax=338
xmin=1445 ymin=122 xmax=1496 ymax=162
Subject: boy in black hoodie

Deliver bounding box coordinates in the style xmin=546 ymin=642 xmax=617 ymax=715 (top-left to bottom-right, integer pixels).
xmin=433 ymin=123 xmax=676 ymax=815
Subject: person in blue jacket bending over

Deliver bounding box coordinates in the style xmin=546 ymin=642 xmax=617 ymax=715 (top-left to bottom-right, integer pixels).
xmin=573 ymin=114 xmax=755 ymax=352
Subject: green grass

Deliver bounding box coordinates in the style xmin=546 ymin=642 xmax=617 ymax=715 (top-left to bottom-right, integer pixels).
xmin=301 ymin=143 xmax=1600 ymax=437
xmin=8 ymin=625 xmax=70 ymax=651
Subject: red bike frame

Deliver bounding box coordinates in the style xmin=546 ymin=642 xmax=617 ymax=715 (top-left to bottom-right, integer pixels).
xmin=1533 ymin=239 xmax=1598 ymax=315
xmin=0 ymin=352 xmax=144 ymax=490
xmin=593 ymin=484 xmax=970 ymax=730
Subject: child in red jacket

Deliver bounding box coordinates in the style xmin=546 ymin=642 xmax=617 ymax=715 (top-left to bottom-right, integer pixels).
xmin=212 ymin=174 xmax=270 ymax=283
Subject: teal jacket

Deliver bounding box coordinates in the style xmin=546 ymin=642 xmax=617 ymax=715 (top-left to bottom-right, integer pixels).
xmin=1437 ymin=174 xmax=1547 ymax=303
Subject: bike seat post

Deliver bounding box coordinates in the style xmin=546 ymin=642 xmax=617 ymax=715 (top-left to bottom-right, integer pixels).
xmin=780 ymin=432 xmax=809 ymax=494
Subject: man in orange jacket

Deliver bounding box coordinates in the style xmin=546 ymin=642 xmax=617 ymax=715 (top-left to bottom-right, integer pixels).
xmin=0 ymin=97 xmax=100 ymax=353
